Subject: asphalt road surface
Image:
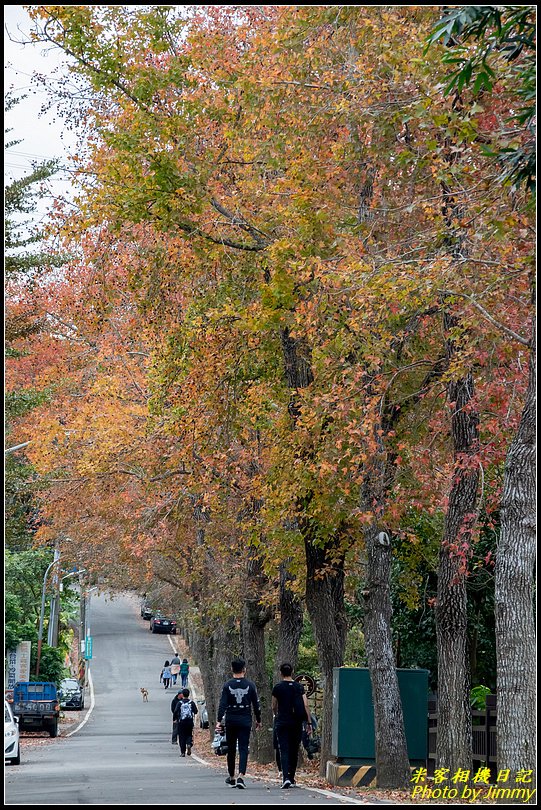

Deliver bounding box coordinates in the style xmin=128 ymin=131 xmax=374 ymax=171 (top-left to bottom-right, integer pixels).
xmin=5 ymin=592 xmax=372 ymax=805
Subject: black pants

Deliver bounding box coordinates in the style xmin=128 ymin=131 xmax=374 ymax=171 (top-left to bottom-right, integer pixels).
xmin=225 ymin=720 xmax=252 ymax=777
xmin=177 ymin=719 xmax=194 ymax=755
xmin=275 ymin=721 xmax=303 ymax=783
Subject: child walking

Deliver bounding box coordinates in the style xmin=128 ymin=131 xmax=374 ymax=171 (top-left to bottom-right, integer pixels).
xmin=161 ymin=661 xmax=172 ymax=690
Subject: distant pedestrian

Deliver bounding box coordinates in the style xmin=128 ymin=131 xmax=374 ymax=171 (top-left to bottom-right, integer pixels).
xmin=217 ymin=657 xmax=261 ymax=789
xmin=174 ymin=688 xmax=198 ymax=757
xmin=180 ymin=658 xmax=190 ymax=689
xmin=271 ymin=662 xmax=311 ymax=789
xmin=162 ymin=660 xmax=172 ymax=690
xmin=170 ymin=652 xmax=181 ymax=685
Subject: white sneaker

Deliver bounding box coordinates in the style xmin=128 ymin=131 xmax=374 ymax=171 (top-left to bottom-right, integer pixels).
xmin=281 ymin=780 xmax=292 ymax=789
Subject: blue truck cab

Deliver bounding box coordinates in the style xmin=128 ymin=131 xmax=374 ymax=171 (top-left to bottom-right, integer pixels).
xmin=12 ymin=682 xmax=60 ymax=737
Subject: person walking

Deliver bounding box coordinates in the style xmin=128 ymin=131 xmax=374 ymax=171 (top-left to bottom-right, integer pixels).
xmin=174 ymin=688 xmax=198 ymax=757
xmin=179 ymin=658 xmax=190 ymax=689
xmin=271 ymin=662 xmax=312 ymax=789
xmin=162 ymin=660 xmax=172 ymax=690
xmin=171 ymin=688 xmax=183 ymax=744
xmin=170 ymin=652 xmax=181 ymax=686
xmin=217 ymin=657 xmax=261 ymax=789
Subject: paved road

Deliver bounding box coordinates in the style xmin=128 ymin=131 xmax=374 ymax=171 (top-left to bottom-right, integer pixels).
xmin=5 ymin=592 xmax=372 ymax=805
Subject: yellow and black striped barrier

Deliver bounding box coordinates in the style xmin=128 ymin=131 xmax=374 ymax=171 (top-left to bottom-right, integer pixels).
xmin=326 ymin=762 xmax=377 ymax=787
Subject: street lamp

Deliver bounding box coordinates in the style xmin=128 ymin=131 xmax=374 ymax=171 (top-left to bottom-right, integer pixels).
xmin=49 ymin=566 xmax=88 ymax=646
xmin=36 ymin=552 xmax=62 ymax=676
xmin=5 ymin=441 xmax=31 ymax=454
xmin=59 ymin=569 xmax=86 ymax=592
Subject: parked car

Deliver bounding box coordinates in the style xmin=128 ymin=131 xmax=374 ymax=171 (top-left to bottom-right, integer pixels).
xmin=140 ymin=602 xmax=154 ymax=620
xmin=149 ymin=612 xmax=177 ymax=634
xmin=5 ymin=699 xmax=20 ymax=765
xmin=58 ymin=678 xmax=85 ymax=710
xmin=197 ymin=699 xmax=209 ymax=729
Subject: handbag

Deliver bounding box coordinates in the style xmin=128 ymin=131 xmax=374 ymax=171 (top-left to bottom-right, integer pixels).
xmin=211 ymin=730 xmax=228 ymax=756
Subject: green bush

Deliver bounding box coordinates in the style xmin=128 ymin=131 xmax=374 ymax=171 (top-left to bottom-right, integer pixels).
xmin=31 ymin=645 xmax=65 ymax=686
xmin=470 ymin=684 xmax=491 ymax=711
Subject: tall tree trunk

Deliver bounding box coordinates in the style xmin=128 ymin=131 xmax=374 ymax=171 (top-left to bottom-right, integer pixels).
xmin=212 ymin=621 xmax=241 ymax=709
xmin=190 ymin=618 xmax=240 ymax=734
xmin=361 ymin=442 xmax=411 ymax=789
xmin=280 ymin=326 xmax=349 ymax=776
xmin=435 ymin=316 xmax=478 ymax=774
xmin=434 ymin=121 xmax=477 ymax=774
xmin=190 ymin=625 xmax=215 ymax=739
xmin=304 ymin=536 xmax=348 ymax=777
xmin=241 ymin=550 xmax=274 ymax=763
xmin=274 ymin=561 xmax=304 ymax=683
xmin=495 ymin=322 xmax=536 ymax=781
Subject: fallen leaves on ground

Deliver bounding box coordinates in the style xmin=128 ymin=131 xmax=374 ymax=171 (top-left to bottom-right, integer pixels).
xmin=192 ymin=728 xmax=502 ymax=804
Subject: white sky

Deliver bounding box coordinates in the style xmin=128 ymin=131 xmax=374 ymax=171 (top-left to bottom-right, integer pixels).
xmin=4 ymin=4 xmax=78 ymax=223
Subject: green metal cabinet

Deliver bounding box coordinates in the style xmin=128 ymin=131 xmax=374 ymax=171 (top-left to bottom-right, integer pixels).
xmin=331 ymin=667 xmax=429 ymax=764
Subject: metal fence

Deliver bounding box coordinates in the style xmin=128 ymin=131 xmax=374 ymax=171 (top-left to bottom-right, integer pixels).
xmin=427 ymin=694 xmax=497 ymax=771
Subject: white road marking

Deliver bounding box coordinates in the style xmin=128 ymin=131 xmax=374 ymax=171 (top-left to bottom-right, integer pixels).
xmin=65 ymin=671 xmax=95 ymax=737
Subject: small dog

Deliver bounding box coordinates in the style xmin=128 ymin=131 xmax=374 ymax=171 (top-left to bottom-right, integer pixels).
xmin=140 ymin=687 xmax=149 ymax=702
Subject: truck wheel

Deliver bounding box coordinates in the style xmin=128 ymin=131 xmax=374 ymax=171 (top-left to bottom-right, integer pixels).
xmin=49 ymin=720 xmax=59 ymax=738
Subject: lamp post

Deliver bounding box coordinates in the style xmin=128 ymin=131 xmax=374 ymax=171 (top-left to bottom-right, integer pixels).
xmin=60 ymin=570 xmax=86 ymax=592
xmin=36 ymin=551 xmax=62 ymax=677
xmin=81 ymin=586 xmax=98 ymax=688
xmin=47 ymin=569 xmax=87 ymax=650
xmin=5 ymin=441 xmax=31 ymax=454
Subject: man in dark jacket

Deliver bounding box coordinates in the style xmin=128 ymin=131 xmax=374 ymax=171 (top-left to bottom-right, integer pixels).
xmin=170 ymin=688 xmax=183 ymax=744
xmin=217 ymin=658 xmax=261 ymax=789
xmin=174 ymin=688 xmax=198 ymax=757
xmin=272 ymin=662 xmax=311 ymax=789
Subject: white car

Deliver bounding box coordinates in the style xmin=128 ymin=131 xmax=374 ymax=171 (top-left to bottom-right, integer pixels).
xmin=5 ymin=699 xmax=20 ymax=765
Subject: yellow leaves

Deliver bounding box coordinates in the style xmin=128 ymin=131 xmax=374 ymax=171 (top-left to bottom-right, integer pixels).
xmin=25 ymin=416 xmax=69 ymax=476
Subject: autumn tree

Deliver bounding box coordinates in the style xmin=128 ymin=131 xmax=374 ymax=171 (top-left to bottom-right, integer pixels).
xmin=428 ymin=4 xmax=536 ymax=779
xmin=13 ymin=5 xmax=534 ymax=785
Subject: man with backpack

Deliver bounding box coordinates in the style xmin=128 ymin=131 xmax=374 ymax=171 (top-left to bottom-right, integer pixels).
xmin=174 ymin=688 xmax=198 ymax=757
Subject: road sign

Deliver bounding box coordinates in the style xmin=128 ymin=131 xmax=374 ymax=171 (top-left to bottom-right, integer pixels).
xmin=84 ymin=636 xmax=93 ymax=660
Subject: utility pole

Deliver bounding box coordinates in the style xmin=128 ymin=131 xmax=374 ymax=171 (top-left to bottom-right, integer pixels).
xmin=47 ymin=548 xmax=62 ymax=647
xmin=79 ymin=579 xmax=87 ymax=687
